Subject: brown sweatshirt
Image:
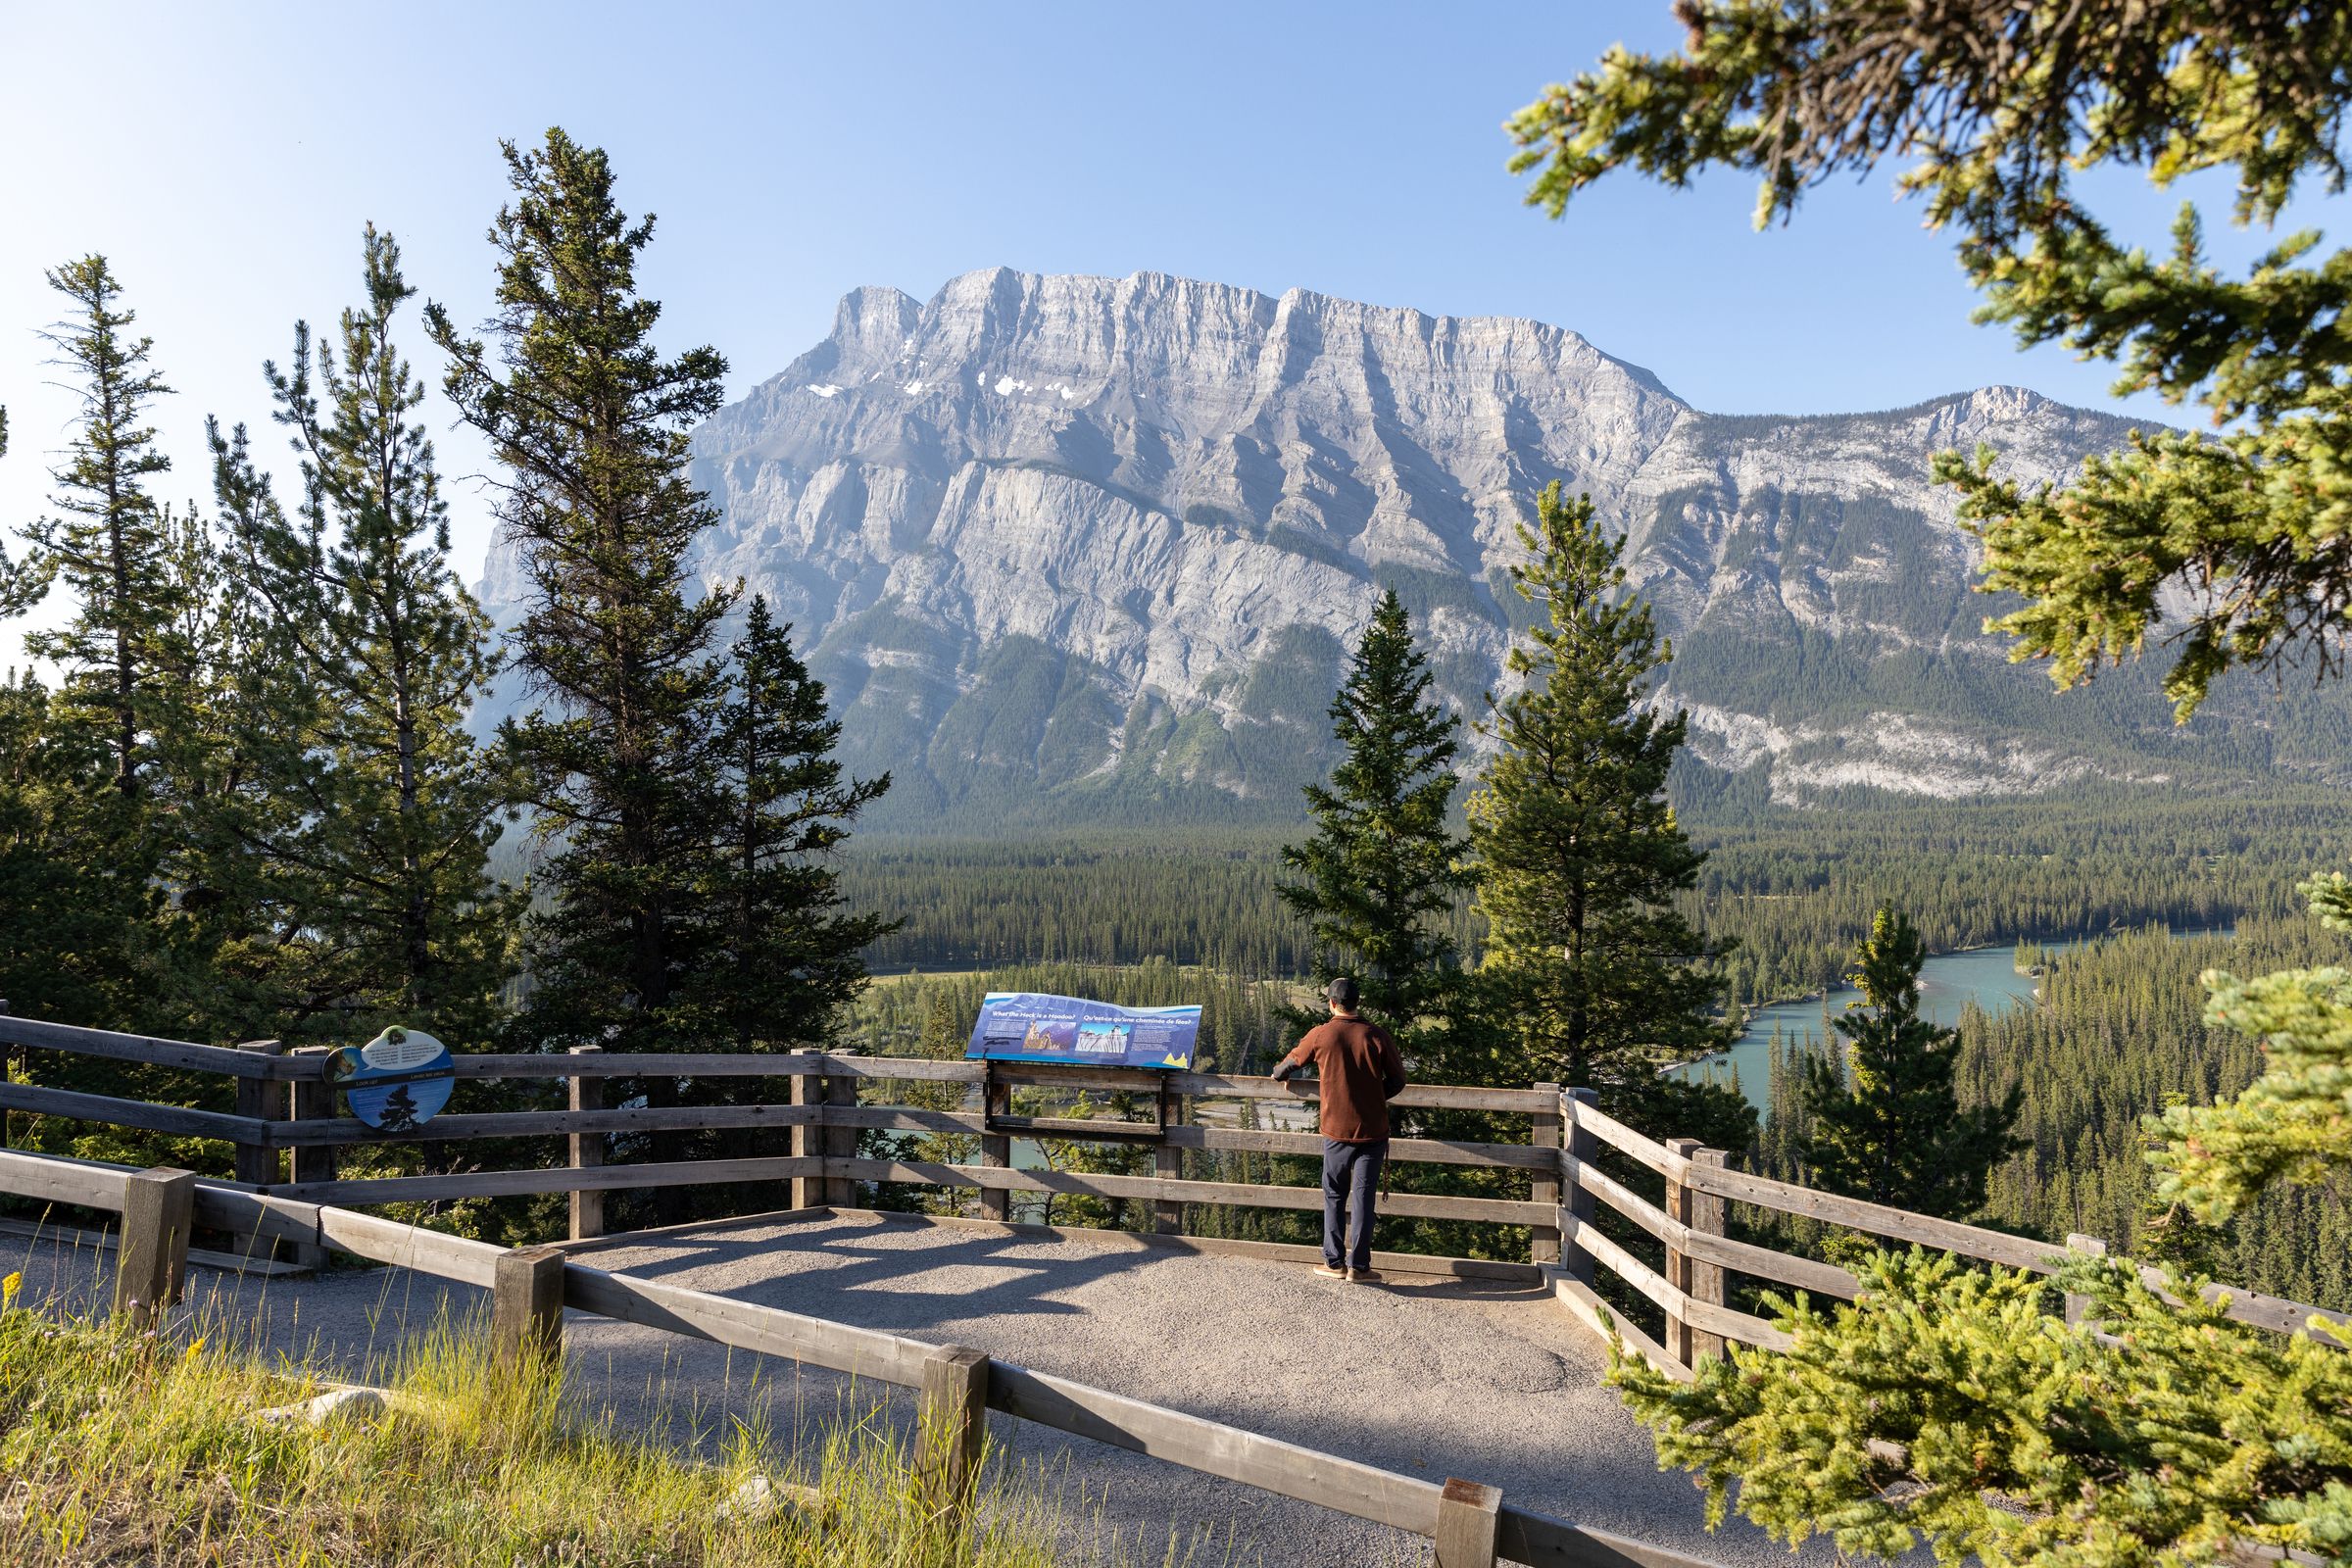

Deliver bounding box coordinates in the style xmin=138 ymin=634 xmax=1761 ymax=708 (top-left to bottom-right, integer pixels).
xmin=1275 ymin=1016 xmax=1406 ymax=1143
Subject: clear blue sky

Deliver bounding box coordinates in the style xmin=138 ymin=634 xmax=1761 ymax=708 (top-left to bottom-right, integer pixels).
xmin=0 ymin=0 xmax=2334 ymax=664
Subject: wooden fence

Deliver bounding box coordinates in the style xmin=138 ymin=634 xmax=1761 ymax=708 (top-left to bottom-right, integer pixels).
xmin=0 ymin=1145 xmax=1708 ymax=1568
xmin=0 ymin=1014 xmax=1565 ymax=1265
xmin=1548 ymin=1089 xmax=2352 ymax=1377
xmin=6 ymin=1010 xmax=2344 ymax=1363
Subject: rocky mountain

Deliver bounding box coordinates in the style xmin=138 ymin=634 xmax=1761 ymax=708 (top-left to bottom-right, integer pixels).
xmin=477 ymin=268 xmax=2350 ymax=829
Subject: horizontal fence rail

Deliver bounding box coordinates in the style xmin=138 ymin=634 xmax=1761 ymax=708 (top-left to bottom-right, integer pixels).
xmin=1553 ymin=1095 xmax=2352 ymax=1364
xmin=7 ymin=1011 xmax=2344 ymax=1355
xmin=0 ymin=1144 xmax=1713 ymax=1568
xmin=0 ymin=1020 xmax=1570 ymax=1259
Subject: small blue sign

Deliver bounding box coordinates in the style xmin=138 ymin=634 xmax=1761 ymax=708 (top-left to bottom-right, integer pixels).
xmin=329 ymin=1026 xmax=456 ymax=1132
xmin=964 ymin=993 xmax=1201 ymax=1070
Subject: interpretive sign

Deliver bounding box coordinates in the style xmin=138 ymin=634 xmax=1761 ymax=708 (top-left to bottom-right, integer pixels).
xmin=328 ymin=1026 xmax=456 ymax=1132
xmin=964 ymin=993 xmax=1200 ymax=1070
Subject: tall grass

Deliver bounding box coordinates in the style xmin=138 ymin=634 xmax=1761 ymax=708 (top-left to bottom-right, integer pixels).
xmin=0 ymin=1268 xmax=1167 ymax=1567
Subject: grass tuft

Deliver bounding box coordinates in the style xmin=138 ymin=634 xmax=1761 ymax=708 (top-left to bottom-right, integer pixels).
xmin=0 ymin=1285 xmax=1113 ymax=1567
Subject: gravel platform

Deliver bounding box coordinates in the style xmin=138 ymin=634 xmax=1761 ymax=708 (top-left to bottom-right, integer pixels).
xmin=5 ymin=1210 xmax=1845 ymax=1567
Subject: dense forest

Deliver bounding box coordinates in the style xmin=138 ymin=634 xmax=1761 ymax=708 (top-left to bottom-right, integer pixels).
xmin=843 ymin=784 xmax=2334 ymax=1007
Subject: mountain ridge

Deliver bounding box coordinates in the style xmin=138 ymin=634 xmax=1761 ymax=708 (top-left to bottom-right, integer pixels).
xmin=476 ymin=267 xmax=2343 ymax=829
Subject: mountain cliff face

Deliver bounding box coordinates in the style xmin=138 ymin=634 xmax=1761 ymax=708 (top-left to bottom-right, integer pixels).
xmin=476 ymin=268 xmax=2343 ymax=828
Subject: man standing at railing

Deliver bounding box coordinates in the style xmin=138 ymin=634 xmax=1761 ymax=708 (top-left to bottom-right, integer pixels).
xmin=1270 ymin=976 xmax=1407 ymax=1283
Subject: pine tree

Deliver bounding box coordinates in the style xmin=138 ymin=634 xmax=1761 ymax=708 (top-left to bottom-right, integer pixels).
xmin=16 ymin=257 xmax=187 ymax=800
xmin=1467 ymin=482 xmax=1735 ymax=1096
xmin=710 ymin=595 xmax=895 ymax=1056
xmin=1511 ymin=6 xmax=2352 ymax=722
xmin=1277 ymin=586 xmax=1467 ymax=1045
xmin=1796 ymin=906 xmax=2023 ymax=1218
xmin=207 ymin=226 xmax=518 ymax=1043
xmin=426 ymin=130 xmax=738 ymax=1216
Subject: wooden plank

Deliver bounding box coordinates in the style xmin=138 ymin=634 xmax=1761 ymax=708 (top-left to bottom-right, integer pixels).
xmin=1569 ymin=1157 xmax=1667 ymax=1242
xmin=1566 ymin=1159 xmax=1859 ymax=1300
xmin=1547 ymin=1268 xmax=1691 ymax=1386
xmin=1560 ymin=1100 xmax=2342 ymax=1332
xmin=1163 ymin=1124 xmax=1558 ymax=1171
xmin=560 ymin=1260 xmax=934 ymax=1388
xmin=919 ymin=1345 xmax=991 ymax=1527
xmin=0 ymin=1214 xmax=305 ymax=1277
xmin=1560 ymin=1088 xmax=1599 ymax=1287
xmin=569 ymin=1046 xmax=604 ymax=1243
xmin=1153 ymin=1141 xmax=1182 ymax=1235
xmin=1558 ymin=1215 xmax=1788 ymax=1351
xmin=1680 ymin=1161 xmax=2065 ymax=1273
xmin=1562 ymin=1097 xmax=1676 ymax=1177
xmin=823 ymin=1054 xmax=859 ymax=1207
xmin=314 ymin=1204 xmax=508 ymax=1286
xmin=989 ymin=1115 xmax=1163 ymax=1141
xmin=447 ymin=1052 xmax=984 ymax=1082
xmin=986 ymin=1358 xmax=1445 ymax=1534
xmin=1529 ymin=1084 xmax=1561 ymax=1266
xmin=829 ymin=1158 xmax=1553 ymax=1227
xmin=814 ymin=1054 xmax=987 ymax=1085
xmin=0 ymin=1147 xmax=132 ymax=1210
xmin=113 ymin=1167 xmax=195 ymax=1327
xmin=979 ymin=1065 xmax=1010 ymax=1224
xmin=992 ymin=1062 xmax=1159 ymax=1093
xmin=0 ymin=1015 xmax=299 ymax=1079
xmin=1437 ymin=1478 xmax=1501 ymax=1568
xmin=790 ymin=1053 xmax=819 ymax=1212
xmin=826 ymin=1105 xmax=989 ymax=1135
xmin=1168 ymin=1071 xmax=1557 ymax=1114
xmin=274 ymin=1155 xmax=824 ymax=1207
xmin=0 ymin=1080 xmax=270 ymax=1144
xmin=1685 ymin=1148 xmax=1728 ymax=1364
xmin=231 ymin=1040 xmax=285 ymax=1184
xmin=287 ymin=1047 xmax=339 ymax=1209
xmin=269 ymin=1102 xmax=825 ymax=1147
xmin=493 ymin=1245 xmax=567 ymax=1369
xmin=1662 ymin=1138 xmax=1696 ymax=1367
xmin=1498 ymin=1505 xmax=1730 ymax=1568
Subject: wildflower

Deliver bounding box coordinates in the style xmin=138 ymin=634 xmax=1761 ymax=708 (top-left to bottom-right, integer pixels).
xmin=1 ymin=1270 xmax=19 ymax=1308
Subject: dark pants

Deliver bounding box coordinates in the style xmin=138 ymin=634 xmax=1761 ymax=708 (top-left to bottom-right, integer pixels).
xmin=1321 ymin=1137 xmax=1388 ymax=1270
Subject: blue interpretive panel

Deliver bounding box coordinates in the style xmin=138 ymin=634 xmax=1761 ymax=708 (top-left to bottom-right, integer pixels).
xmin=964 ymin=993 xmax=1200 ymax=1070
xmin=328 ymin=1026 xmax=457 ymax=1132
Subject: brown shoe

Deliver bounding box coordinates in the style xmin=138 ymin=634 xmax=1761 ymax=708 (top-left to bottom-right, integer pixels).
xmin=1348 ymin=1268 xmax=1383 ymax=1284
xmin=1313 ymin=1263 xmax=1348 ymax=1279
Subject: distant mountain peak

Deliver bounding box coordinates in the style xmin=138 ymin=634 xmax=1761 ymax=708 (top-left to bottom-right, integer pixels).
xmin=478 ymin=270 xmax=2319 ymax=828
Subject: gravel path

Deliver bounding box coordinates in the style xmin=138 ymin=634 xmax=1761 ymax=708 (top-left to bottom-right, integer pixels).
xmin=6 ymin=1211 xmax=1844 ymax=1567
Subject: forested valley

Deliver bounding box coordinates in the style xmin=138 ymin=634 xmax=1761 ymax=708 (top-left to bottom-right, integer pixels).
xmin=842 ymin=783 xmax=2334 ymax=1007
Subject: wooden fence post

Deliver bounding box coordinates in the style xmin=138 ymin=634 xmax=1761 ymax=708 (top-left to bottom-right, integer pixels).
xmin=1559 ymin=1088 xmax=1597 ymax=1285
xmin=115 ymin=1166 xmax=195 ymax=1329
xmin=979 ymin=1061 xmax=1010 ymax=1224
xmin=1662 ymin=1136 xmax=1697 ymax=1364
xmin=231 ymin=1039 xmax=284 ymax=1187
xmin=2064 ymin=1233 xmax=2107 ymax=1326
xmin=919 ymin=1343 xmax=991 ymax=1530
xmin=790 ymin=1052 xmax=819 ymax=1211
xmin=568 ymin=1046 xmax=604 ymax=1242
xmin=1529 ymin=1082 xmax=1561 ymax=1266
xmin=1687 ymin=1146 xmax=1728 ymax=1364
xmin=286 ymin=1046 xmax=338 ymax=1269
xmin=824 ymin=1050 xmax=859 ymax=1209
xmin=1435 ymin=1477 xmax=1501 ymax=1568
xmin=491 ymin=1244 xmax=566 ymax=1372
xmin=1153 ymin=1079 xmax=1182 ymax=1235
